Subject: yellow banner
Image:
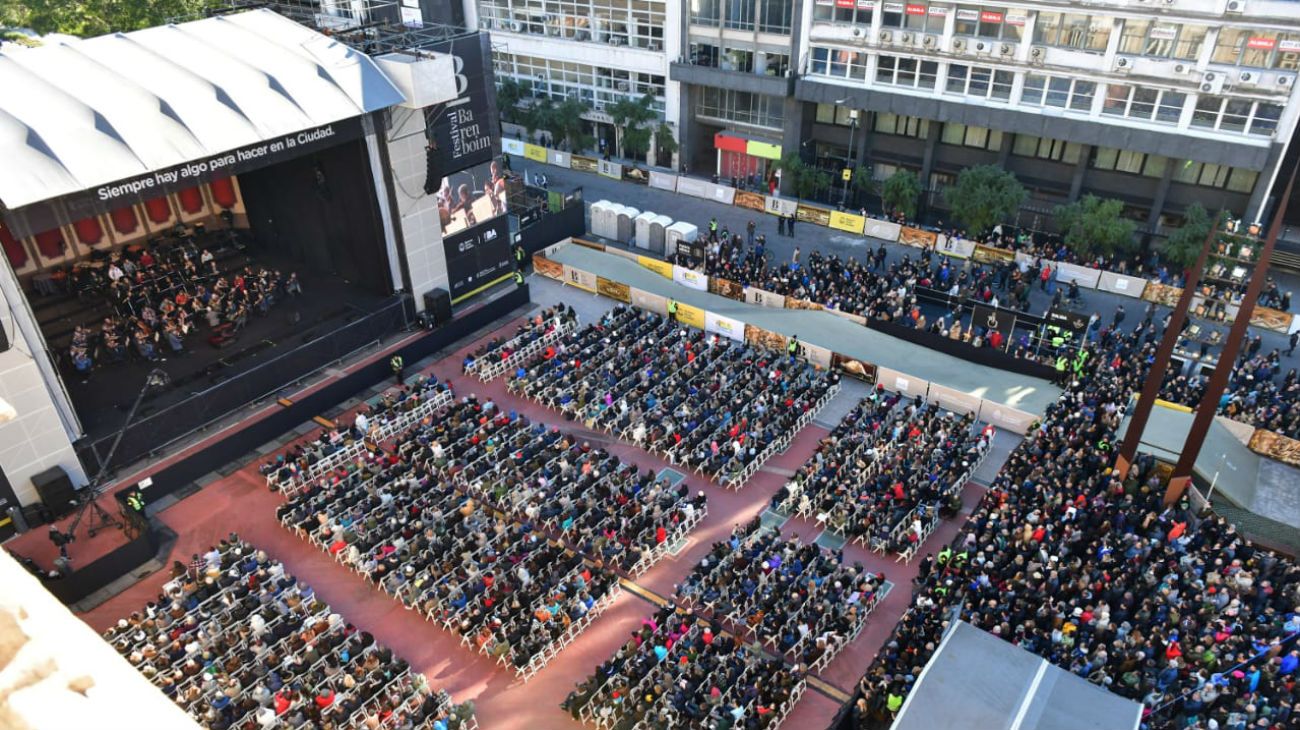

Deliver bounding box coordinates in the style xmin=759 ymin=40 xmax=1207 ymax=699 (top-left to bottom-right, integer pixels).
xmin=675 ymin=301 xmax=705 ymax=329
xmin=524 ymin=144 xmax=547 ymax=162
xmin=829 ymin=210 xmax=865 ymax=234
xmin=746 ymin=140 xmax=782 ymax=160
xmin=1154 ymin=398 xmax=1193 ymax=413
xmin=638 ymin=255 xmax=674 ymax=279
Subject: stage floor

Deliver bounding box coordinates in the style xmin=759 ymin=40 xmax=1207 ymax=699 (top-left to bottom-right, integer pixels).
xmin=5 ymin=277 xmax=1016 ymax=730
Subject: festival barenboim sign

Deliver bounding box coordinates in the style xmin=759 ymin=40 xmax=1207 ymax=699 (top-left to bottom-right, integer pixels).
xmin=971 ymin=304 xmax=1016 ymax=349
xmin=423 ymin=34 xmax=499 ymax=174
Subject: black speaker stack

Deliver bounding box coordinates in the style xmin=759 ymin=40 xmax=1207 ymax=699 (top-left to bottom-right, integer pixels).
xmin=423 ymin=288 xmax=452 ymax=326
xmin=30 ymin=466 xmax=79 ymax=520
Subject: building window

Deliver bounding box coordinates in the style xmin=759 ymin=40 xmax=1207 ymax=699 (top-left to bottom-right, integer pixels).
xmin=810 ymin=46 xmax=868 ymax=80
xmin=496 ymin=52 xmax=666 ymax=115
xmin=691 ymin=0 xmax=721 ymax=26
xmin=1033 ymin=12 xmax=1111 ymax=53
xmin=1191 ymin=96 xmax=1286 ymax=137
xmin=945 ymin=64 xmax=1014 ymax=101
xmin=1011 ymin=135 xmax=1083 ymax=163
xmin=759 ymin=0 xmax=794 ymax=33
xmin=813 ymin=0 xmax=873 ymax=26
xmin=762 ymin=51 xmax=791 ymax=76
xmin=876 ymin=54 xmax=940 ymax=89
xmin=816 ymin=103 xmax=857 ymax=126
xmin=1021 ymin=74 xmax=1095 ymax=111
xmin=695 ymin=87 xmax=785 ymax=128
xmin=1092 ymin=147 xmax=1166 ymax=178
xmin=483 ymin=0 xmax=667 ymax=48
xmin=1212 ymin=29 xmax=1300 ymax=69
xmin=1117 ymin=19 xmax=1205 ymax=60
xmin=880 ymin=2 xmax=945 ymax=33
xmin=1101 ymin=84 xmax=1185 ymax=124
xmin=954 ymin=5 xmax=1023 ymax=41
xmin=941 ymin=123 xmax=1003 ymax=150
xmin=874 ymin=112 xmax=931 ymax=138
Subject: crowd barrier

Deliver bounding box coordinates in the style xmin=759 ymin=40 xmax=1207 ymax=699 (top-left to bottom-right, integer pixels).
xmin=535 ymin=239 xmax=1039 ymax=434
xmin=507 ymin=136 xmax=1300 ymax=336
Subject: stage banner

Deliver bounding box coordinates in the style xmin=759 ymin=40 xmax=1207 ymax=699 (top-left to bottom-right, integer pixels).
xmin=709 ymin=277 xmax=745 ymax=300
xmin=423 ymin=34 xmax=499 ymax=175
xmin=502 ymin=138 xmax=525 ymax=155
xmin=745 ymin=324 xmax=789 ymax=351
xmin=549 ymin=150 xmax=572 ymax=168
xmin=648 ymin=171 xmax=678 ymax=192
xmin=979 ymin=401 xmax=1037 ymax=435
xmin=784 ymin=296 xmax=824 ymax=312
xmin=765 ymin=196 xmax=798 ymax=217
xmin=829 ymin=210 xmax=866 ymax=234
xmin=832 ymin=352 xmax=878 ymax=383
xmin=796 ymin=204 xmax=831 ymax=227
xmin=1054 ymin=261 xmax=1102 ymax=289
xmin=798 ymin=340 xmax=833 ymax=368
xmin=570 ymin=155 xmax=599 ymax=173
xmin=898 ymin=227 xmax=937 ymax=248
xmin=533 ymin=254 xmax=564 ymax=281
xmin=927 ymin=384 xmax=981 ymax=416
xmin=445 ymin=215 xmax=513 ymax=303
xmin=597 ymin=276 xmax=631 ymax=302
xmin=972 ymin=244 xmax=1017 ymax=265
xmin=827 ymin=307 xmax=867 ymax=325
xmin=734 ymin=190 xmax=766 ymax=212
xmin=638 ymin=255 xmax=674 ymax=279
xmin=675 ymin=301 xmax=706 ymax=329
xmin=672 ymin=265 xmax=709 ymax=291
xmin=937 ymin=236 xmax=976 ymax=259
xmin=598 ymin=160 xmax=623 ymax=180
xmin=1098 ymin=271 xmax=1148 ymax=298
xmin=863 ymin=218 xmax=901 ymax=241
xmin=877 ymin=366 xmax=929 ymax=400
xmin=524 ymin=144 xmax=547 ymax=162
xmin=630 ymin=287 xmax=668 ymax=315
xmin=562 ymin=264 xmax=597 ymax=292
xmin=705 ymin=311 xmax=745 ymax=341
xmin=744 ymin=286 xmax=786 ymax=308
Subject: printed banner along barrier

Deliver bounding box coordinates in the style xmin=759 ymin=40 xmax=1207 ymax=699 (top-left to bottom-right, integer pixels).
xmin=826 ymin=307 xmax=867 ymax=326
xmin=630 ymin=287 xmax=668 ymax=315
xmin=765 ymin=196 xmax=798 ymax=217
xmin=798 ymin=341 xmax=834 ymax=368
xmin=796 ymin=204 xmax=831 ymax=227
xmin=523 ymin=143 xmax=547 ymax=162
xmin=672 ymin=265 xmax=709 ymax=291
xmin=927 ymin=383 xmax=982 ymax=416
xmin=784 ymin=296 xmax=825 ymax=312
xmin=1097 ymin=270 xmax=1147 ymax=298
xmin=502 ymin=138 xmax=525 ymax=155
xmin=734 ymin=190 xmax=766 ymax=212
xmin=570 ymin=155 xmax=599 ymax=173
xmin=533 ymin=254 xmax=564 ymax=281
xmin=863 ymin=218 xmax=901 ymax=242
xmin=598 ymin=160 xmax=623 ymax=180
xmin=639 ymin=255 xmax=674 ymax=279
xmin=831 ymin=352 xmax=878 ymax=383
xmin=877 ymin=366 xmax=930 ymax=400
xmin=898 ymin=227 xmax=937 ymax=248
xmin=978 ymin=401 xmax=1037 ymax=435
xmin=829 ymin=210 xmax=866 ymax=234
xmin=704 ymin=311 xmax=746 ymax=341
xmin=674 ymin=301 xmax=706 ymax=329
xmin=936 ymin=236 xmax=976 ymax=259
xmin=549 ymin=150 xmax=572 ymax=168
xmin=648 ymin=171 xmax=678 ymax=192
xmin=709 ymin=276 xmax=745 ymax=301
xmin=972 ymin=244 xmax=1017 ymax=265
xmin=597 ymin=276 xmax=631 ymax=302
xmin=744 ymin=323 xmax=789 ymax=351
xmin=745 ymin=286 xmax=786 ymax=308
xmin=562 ymin=264 xmax=597 ymax=292
xmin=1053 ymin=261 xmax=1103 ymax=289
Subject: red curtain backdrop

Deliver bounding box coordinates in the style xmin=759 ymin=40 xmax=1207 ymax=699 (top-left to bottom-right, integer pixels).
xmin=34 ymin=229 xmax=66 ymax=259
xmin=209 ymin=177 xmax=237 ymax=209
xmin=144 ymin=196 xmax=171 ymax=224
xmin=73 ymin=216 xmax=104 ymax=246
xmin=719 ymin=149 xmax=761 ymax=180
xmin=110 ymin=205 xmax=139 ymax=235
xmin=177 ymin=186 xmax=204 ymax=214
xmin=0 ymin=225 xmax=27 ymax=269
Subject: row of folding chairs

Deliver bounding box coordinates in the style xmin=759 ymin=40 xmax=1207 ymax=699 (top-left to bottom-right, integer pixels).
xmin=471 ymin=315 xmax=576 ymax=382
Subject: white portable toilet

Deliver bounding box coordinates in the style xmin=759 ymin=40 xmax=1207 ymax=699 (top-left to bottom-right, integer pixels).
xmin=635 ymin=211 xmax=657 ymax=250
xmin=616 ymin=206 xmax=640 ymax=243
xmin=649 ymin=215 xmax=673 ymax=253
xmin=666 ymin=221 xmax=699 ymax=258
xmin=590 ymin=200 xmax=614 ymax=239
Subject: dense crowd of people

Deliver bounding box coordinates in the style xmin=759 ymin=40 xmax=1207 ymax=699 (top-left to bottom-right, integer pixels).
xmin=507 ymin=304 xmax=838 ymax=485
xmin=463 ymin=305 xmax=578 ymax=381
xmin=773 ymin=391 xmax=990 ymax=557
xmin=105 ymin=537 xmax=475 ymax=730
xmin=66 ymin=238 xmax=300 ymax=377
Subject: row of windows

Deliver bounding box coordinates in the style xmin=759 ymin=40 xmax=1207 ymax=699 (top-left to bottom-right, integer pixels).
xmin=695 ymin=87 xmax=786 ymax=128
xmin=494 ymin=53 xmax=666 ymax=115
xmin=481 ymin=0 xmax=665 ymax=49
xmin=809 ymin=6 xmax=1300 ymax=70
xmin=689 ymin=43 xmax=791 ymax=76
xmin=690 ymin=0 xmax=794 ymax=34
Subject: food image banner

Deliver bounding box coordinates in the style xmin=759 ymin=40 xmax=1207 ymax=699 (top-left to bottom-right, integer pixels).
xmin=596 ymin=276 xmax=631 ymax=302
xmin=570 ymin=155 xmax=599 ymax=173
xmin=831 ymin=352 xmax=877 ymax=383
xmin=972 ymin=244 xmax=1017 ymax=265
xmin=898 ymin=227 xmax=937 ymax=248
xmin=704 ymin=311 xmax=745 ymax=341
xmin=734 ymin=190 xmax=766 ymax=212
xmin=796 ymin=204 xmax=831 ymax=227
xmin=672 ymin=265 xmax=709 ymax=291
xmin=744 ymin=324 xmax=789 ymax=351
xmin=708 ymin=277 xmax=745 ymax=301
xmin=674 ymin=301 xmax=706 ymax=329
xmin=533 ymin=255 xmax=564 ymax=280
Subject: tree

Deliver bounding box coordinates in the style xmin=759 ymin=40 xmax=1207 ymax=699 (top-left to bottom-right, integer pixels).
xmin=1053 ymin=195 xmax=1137 ymax=258
xmin=607 ymin=94 xmax=657 ymax=161
xmin=517 ymin=98 xmax=552 ymax=139
xmin=943 ymin=164 xmax=1026 ymax=236
xmin=653 ymin=123 xmax=678 ymax=167
xmin=880 ymin=169 xmax=921 ymax=220
xmin=495 ymin=79 xmax=531 ymax=124
xmin=553 ymin=98 xmax=594 ymax=152
xmin=1161 ymin=202 xmax=1225 ymax=270
xmin=2 ymin=0 xmax=212 ymax=36
xmin=851 ymin=168 xmax=877 ymax=210
xmin=774 ymin=152 xmax=831 ymax=203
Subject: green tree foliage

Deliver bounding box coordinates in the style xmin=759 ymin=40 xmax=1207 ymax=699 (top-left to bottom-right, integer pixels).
xmin=1160 ymin=202 xmax=1223 ymax=270
xmin=1053 ymin=195 xmax=1138 ymax=258
xmin=495 ymin=79 xmax=531 ymax=124
xmin=880 ymin=169 xmax=921 ymax=220
xmin=607 ymin=94 xmax=658 ymax=160
xmin=2 ymin=0 xmax=213 ymax=37
xmin=943 ymin=164 xmax=1027 ymax=236
xmin=773 ymin=152 xmax=831 ymax=203
xmin=653 ymin=123 xmax=677 ymax=156
xmin=518 ymin=97 xmax=593 ymax=151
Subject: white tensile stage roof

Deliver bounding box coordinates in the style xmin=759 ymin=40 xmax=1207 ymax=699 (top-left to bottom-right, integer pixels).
xmin=0 ymin=8 xmax=405 ymax=212
xmin=892 ymin=621 xmax=1143 ymax=730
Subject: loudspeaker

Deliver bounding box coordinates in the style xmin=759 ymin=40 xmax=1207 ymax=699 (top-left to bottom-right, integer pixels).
xmin=30 ymin=466 xmax=78 ymax=519
xmin=22 ymin=502 xmax=51 ymax=529
xmin=423 ymin=288 xmax=452 ymax=325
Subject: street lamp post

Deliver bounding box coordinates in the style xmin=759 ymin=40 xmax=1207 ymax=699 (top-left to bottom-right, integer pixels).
xmin=840 ymin=107 xmax=859 ymax=207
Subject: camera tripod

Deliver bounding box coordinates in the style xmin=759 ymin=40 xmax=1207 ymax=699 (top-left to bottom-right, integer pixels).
xmin=65 ymin=485 xmax=122 ymax=540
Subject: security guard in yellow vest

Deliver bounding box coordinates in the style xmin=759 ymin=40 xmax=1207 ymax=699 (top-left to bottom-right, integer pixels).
xmin=514 ymin=270 xmax=525 ymax=287
xmin=668 ymin=300 xmax=678 ymax=318
xmin=391 ymin=354 xmax=404 ymax=386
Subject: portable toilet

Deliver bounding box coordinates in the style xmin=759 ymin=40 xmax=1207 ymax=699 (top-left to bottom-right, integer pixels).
xmin=649 ymin=215 xmax=673 ymax=253
xmin=635 ymin=211 xmax=658 ymax=250
xmin=590 ymin=200 xmax=614 ymax=239
xmin=666 ymin=221 xmax=699 ymax=258
xmin=616 ymin=206 xmax=640 ymax=243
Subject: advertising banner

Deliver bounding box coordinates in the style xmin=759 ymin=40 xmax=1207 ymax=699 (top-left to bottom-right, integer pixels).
xmin=672 ymin=265 xmax=709 ymax=291
xmin=744 ymin=286 xmax=786 ymax=308
xmin=1054 ymin=261 xmax=1102 ymax=289
xmin=1098 ymin=271 xmax=1148 ymax=298
xmin=445 ymin=215 xmax=512 ymax=303
xmin=863 ymin=218 xmax=902 ymax=241
xmin=502 ymin=138 xmax=525 ymax=155
xmin=648 ymin=171 xmax=678 ymax=192
xmin=596 ymin=276 xmax=631 ymax=302
xmin=570 ymin=155 xmax=599 ymax=173
xmin=898 ymin=227 xmax=938 ymax=248
xmin=598 ymin=160 xmax=623 ymax=180
xmin=972 ymin=244 xmax=1017 ymax=265
xmin=832 ymin=352 xmax=878 ymax=383
xmin=709 ymin=277 xmax=745 ymax=301
xmin=675 ymin=301 xmax=706 ymax=329
xmin=533 ymin=254 xmax=564 ymax=280
xmin=877 ymin=366 xmax=930 ymax=399
xmin=798 ymin=340 xmax=833 ymax=368
xmin=745 ymin=324 xmax=789 ymax=351
xmin=765 ymin=196 xmax=798 ymax=217
xmin=639 ymin=255 xmax=674 ymax=279
xmin=979 ymin=402 xmax=1037 ymax=434
xmin=937 ymin=236 xmax=976 ymax=259
xmin=422 ymin=35 xmax=498 ymax=175
xmin=705 ymin=311 xmax=746 ymax=341
xmin=1249 ymin=429 xmax=1300 ymax=467
xmin=549 ymin=150 xmax=572 ymax=168
xmin=927 ymin=384 xmax=982 ymax=416
xmin=796 ymin=204 xmax=832 ymax=227
xmin=676 ymin=176 xmax=712 ymax=200
xmin=1141 ymin=282 xmax=1182 ymax=307
xmin=785 ymin=296 xmax=824 ymax=312
xmin=734 ymin=190 xmax=766 ymax=212
xmin=630 ymin=287 xmax=668 ymax=315
xmin=523 ymin=144 xmax=547 ymax=162
xmin=829 ymin=210 xmax=866 ymax=234
xmin=562 ymin=263 xmax=598 ymax=292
